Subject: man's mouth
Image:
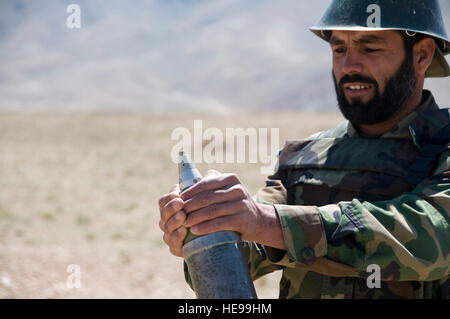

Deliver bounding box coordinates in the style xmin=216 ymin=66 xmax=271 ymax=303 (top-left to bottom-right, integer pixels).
xmin=347 ymin=85 xmax=371 ymax=90
xmin=342 ymin=82 xmax=375 ymax=98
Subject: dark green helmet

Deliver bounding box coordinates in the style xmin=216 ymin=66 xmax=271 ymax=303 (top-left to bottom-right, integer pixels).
xmin=310 ymin=0 xmax=450 ymax=78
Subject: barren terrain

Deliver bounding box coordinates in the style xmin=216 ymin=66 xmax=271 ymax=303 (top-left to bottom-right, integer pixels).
xmin=0 ymin=111 xmax=343 ymax=298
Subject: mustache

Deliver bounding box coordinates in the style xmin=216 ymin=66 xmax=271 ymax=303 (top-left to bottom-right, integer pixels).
xmin=338 ymin=74 xmax=378 ymax=89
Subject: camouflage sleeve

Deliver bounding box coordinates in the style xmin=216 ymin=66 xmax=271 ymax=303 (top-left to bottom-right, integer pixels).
xmin=242 ymin=241 xmax=283 ymax=280
xmin=274 ymin=150 xmax=450 ymax=281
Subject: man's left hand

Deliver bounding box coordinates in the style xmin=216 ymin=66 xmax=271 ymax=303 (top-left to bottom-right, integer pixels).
xmin=181 ymin=170 xmax=286 ymax=250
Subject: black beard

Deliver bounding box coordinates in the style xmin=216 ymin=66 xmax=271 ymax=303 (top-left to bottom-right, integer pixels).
xmin=332 ymin=54 xmax=416 ymax=126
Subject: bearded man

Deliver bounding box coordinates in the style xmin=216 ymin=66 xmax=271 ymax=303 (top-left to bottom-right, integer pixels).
xmin=158 ymin=0 xmax=450 ymax=298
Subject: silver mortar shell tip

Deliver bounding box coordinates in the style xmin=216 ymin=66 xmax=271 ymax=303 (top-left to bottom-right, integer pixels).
xmin=178 ymin=151 xmax=203 ymax=192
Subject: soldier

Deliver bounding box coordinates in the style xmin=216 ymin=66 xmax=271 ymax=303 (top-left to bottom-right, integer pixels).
xmin=158 ymin=0 xmax=449 ymax=298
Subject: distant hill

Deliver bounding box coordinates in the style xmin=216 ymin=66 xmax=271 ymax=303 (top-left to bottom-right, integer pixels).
xmin=0 ymin=0 xmax=449 ymax=112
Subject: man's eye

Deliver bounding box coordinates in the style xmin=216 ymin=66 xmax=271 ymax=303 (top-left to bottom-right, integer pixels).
xmin=365 ymin=48 xmax=380 ymax=53
xmin=333 ymin=48 xmax=346 ymax=54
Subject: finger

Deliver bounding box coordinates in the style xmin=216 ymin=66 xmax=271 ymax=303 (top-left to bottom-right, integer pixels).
xmin=158 ymin=185 xmax=181 ymax=211
xmin=162 ymin=225 xmax=186 ymax=248
xmin=159 ymin=198 xmax=184 ymax=231
xmin=191 ymin=215 xmax=240 ymax=236
xmin=163 ymin=231 xmax=184 ymax=258
xmin=169 ymin=246 xmax=183 ymax=258
xmin=165 ymin=210 xmax=187 ymax=234
xmin=183 ymin=184 xmax=246 ymax=214
xmin=165 ymin=226 xmax=186 ymax=257
xmin=184 ymin=200 xmax=244 ymax=228
xmin=181 ymin=173 xmax=240 ymax=201
xmin=163 ymin=232 xmax=170 ymax=246
xmin=204 ymin=169 xmax=221 ymax=178
xmin=170 ymin=183 xmax=181 ymax=193
xmin=173 ymin=226 xmax=187 ymax=249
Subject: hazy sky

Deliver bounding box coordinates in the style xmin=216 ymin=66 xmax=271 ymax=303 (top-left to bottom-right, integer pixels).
xmin=0 ymin=0 xmax=449 ymax=113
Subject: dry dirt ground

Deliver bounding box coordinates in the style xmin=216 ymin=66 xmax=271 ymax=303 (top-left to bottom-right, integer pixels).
xmin=0 ymin=111 xmax=343 ymax=298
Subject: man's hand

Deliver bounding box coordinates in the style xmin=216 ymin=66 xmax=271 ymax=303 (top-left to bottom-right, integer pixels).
xmin=181 ymin=170 xmax=286 ymax=250
xmin=158 ymin=170 xmax=286 ymax=258
xmin=158 ymin=183 xmax=187 ymax=257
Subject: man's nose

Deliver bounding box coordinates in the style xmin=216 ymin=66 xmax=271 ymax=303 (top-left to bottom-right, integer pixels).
xmin=341 ymin=50 xmax=364 ymax=75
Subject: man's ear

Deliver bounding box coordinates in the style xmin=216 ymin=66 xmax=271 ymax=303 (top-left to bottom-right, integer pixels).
xmin=413 ymin=37 xmax=436 ymax=77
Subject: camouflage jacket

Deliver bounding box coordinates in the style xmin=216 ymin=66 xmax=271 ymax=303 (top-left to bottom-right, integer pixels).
xmin=247 ymin=90 xmax=449 ymax=299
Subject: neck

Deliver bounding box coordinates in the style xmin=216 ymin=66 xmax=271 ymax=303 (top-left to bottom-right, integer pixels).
xmin=356 ymin=88 xmax=424 ymax=137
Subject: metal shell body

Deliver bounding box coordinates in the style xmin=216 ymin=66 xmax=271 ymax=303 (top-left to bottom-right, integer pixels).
xmin=178 ymin=150 xmax=257 ymax=299
xmin=183 ymin=231 xmax=257 ymax=299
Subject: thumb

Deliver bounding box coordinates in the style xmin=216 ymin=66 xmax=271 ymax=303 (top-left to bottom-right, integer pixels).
xmin=204 ymin=169 xmax=221 ymax=179
xmin=170 ymin=183 xmax=181 ymax=194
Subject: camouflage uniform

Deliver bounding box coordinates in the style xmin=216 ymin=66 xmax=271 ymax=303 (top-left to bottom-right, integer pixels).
xmin=248 ymin=90 xmax=449 ymax=298
xmin=184 ymin=90 xmax=449 ymax=298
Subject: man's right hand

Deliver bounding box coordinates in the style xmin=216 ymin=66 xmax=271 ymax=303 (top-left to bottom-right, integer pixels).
xmin=158 ymin=184 xmax=187 ymax=257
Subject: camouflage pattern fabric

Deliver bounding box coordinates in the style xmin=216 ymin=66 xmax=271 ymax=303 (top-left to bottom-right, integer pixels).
xmin=248 ymin=90 xmax=449 ymax=299
xmin=184 ymin=90 xmax=449 ymax=298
